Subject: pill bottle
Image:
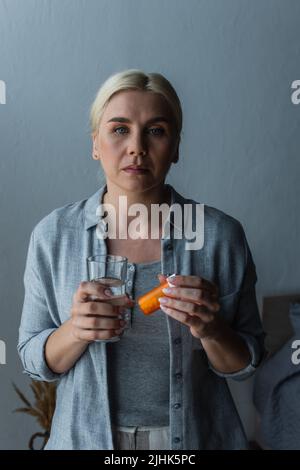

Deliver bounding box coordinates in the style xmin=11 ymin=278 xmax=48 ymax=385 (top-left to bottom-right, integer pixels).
xmin=137 ymin=274 xmax=176 ymax=315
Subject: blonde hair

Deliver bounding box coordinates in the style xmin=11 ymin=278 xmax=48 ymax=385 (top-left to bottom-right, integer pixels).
xmin=89 ymin=69 xmax=182 ymax=141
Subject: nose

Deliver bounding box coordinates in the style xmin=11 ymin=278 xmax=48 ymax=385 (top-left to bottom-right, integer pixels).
xmin=128 ymin=130 xmax=147 ymax=157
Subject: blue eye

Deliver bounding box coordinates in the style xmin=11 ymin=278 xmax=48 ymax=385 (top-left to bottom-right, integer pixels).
xmin=114 ymin=126 xmax=128 ymax=134
xmin=149 ymin=128 xmax=165 ymax=136
xmin=113 ymin=127 xmax=165 ymax=136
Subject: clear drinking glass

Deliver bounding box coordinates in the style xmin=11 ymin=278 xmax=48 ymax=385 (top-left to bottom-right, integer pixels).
xmin=87 ymin=254 xmax=129 ymax=343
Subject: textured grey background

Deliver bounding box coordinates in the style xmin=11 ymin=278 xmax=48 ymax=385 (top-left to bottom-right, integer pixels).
xmin=0 ymin=0 xmax=299 ymax=449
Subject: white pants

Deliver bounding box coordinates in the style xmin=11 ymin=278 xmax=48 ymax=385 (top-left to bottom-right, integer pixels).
xmin=112 ymin=425 xmax=170 ymax=450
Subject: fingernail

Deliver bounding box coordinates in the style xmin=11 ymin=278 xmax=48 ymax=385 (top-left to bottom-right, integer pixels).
xmin=162 ymin=287 xmax=173 ymax=294
xmin=104 ymin=288 xmax=113 ymax=296
xmin=159 ymin=297 xmax=168 ymax=304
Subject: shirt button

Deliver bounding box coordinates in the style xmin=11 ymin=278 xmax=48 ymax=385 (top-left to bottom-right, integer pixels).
xmin=129 ymin=265 xmax=134 ymax=271
xmin=173 ymin=403 xmax=181 ymax=410
xmin=174 ymin=337 xmax=181 ymax=345
xmin=175 ymin=372 xmax=182 ymax=380
xmin=127 ymin=280 xmax=132 ymax=287
xmin=173 ymin=437 xmax=181 ymax=444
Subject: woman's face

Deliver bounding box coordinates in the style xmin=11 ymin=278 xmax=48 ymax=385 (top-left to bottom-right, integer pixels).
xmin=92 ymin=89 xmax=179 ymax=193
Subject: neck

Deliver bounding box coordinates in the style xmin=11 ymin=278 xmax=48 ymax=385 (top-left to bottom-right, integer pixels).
xmin=103 ymin=181 xmax=171 ymax=209
xmin=102 ymin=180 xmax=172 ymax=234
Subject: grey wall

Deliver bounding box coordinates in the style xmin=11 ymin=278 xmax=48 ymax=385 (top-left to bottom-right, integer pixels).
xmin=0 ymin=0 xmax=299 ymax=449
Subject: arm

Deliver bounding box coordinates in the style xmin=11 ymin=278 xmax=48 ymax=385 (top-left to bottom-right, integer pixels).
xmin=200 ymin=317 xmax=252 ymax=375
xmin=158 ymin=226 xmax=266 ymax=381
xmin=18 ymin=230 xmax=132 ymax=379
xmin=45 ymin=283 xmax=134 ymax=374
xmin=18 ymin=230 xmax=63 ymax=381
xmin=44 ymin=319 xmax=89 ymax=374
xmin=204 ymin=228 xmax=266 ymax=380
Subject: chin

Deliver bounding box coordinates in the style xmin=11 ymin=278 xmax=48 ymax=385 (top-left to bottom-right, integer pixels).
xmin=107 ymin=173 xmax=166 ymax=194
xmin=118 ymin=174 xmax=156 ymax=192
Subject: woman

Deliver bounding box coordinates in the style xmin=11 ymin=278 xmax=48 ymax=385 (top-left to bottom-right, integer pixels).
xmin=18 ymin=69 xmax=265 ymax=450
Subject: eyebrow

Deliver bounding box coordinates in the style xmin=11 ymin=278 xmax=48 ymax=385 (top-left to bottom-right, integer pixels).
xmin=107 ymin=116 xmax=170 ymax=125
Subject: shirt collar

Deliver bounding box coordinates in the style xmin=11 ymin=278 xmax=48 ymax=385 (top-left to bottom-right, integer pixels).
xmin=83 ymin=182 xmax=186 ymax=232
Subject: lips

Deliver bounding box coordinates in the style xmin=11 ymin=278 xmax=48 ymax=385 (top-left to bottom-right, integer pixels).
xmin=124 ymin=166 xmax=147 ymax=170
xmin=123 ymin=166 xmax=149 ymax=174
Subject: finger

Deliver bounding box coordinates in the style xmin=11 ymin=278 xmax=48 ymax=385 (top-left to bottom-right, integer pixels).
xmin=167 ymin=275 xmax=219 ymax=296
xmin=98 ymin=295 xmax=134 ymax=306
xmin=75 ymin=328 xmax=125 ymax=343
xmin=160 ymin=304 xmax=211 ymax=340
xmin=74 ymin=282 xmax=135 ymax=307
xmin=73 ymin=315 xmax=125 ymax=330
xmin=75 ymin=301 xmax=119 ymax=318
xmin=160 ymin=287 xmax=220 ymax=312
xmin=91 ymin=294 xmax=135 ymax=307
xmin=159 ymin=296 xmax=217 ymax=320
xmin=159 ymin=303 xmax=197 ymax=327
xmin=74 ymin=281 xmax=114 ymax=303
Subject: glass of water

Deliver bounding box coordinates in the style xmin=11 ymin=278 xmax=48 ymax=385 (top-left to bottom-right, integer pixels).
xmin=87 ymin=254 xmax=129 ymax=342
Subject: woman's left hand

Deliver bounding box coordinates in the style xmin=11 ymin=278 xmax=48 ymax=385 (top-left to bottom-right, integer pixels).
xmin=157 ymin=274 xmax=222 ymax=340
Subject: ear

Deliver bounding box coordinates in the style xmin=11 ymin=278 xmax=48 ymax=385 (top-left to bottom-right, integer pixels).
xmin=92 ymin=132 xmax=100 ymax=161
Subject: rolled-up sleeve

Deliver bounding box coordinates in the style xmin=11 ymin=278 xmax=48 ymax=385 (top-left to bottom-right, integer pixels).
xmin=17 ymin=229 xmax=62 ymax=382
xmin=208 ymin=226 xmax=266 ymax=381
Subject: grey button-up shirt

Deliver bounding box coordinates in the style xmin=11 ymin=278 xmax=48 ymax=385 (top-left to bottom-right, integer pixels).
xmin=18 ymin=183 xmax=265 ymax=450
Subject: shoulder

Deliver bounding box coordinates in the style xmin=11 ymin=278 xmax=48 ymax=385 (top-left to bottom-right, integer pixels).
xmin=31 ymin=194 xmax=89 ymax=243
xmin=204 ymin=204 xmax=246 ymax=244
xmin=177 ymin=189 xmax=246 ymax=245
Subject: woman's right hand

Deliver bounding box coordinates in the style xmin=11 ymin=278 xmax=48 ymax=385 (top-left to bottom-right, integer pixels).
xmin=70 ymin=281 xmax=135 ymax=343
